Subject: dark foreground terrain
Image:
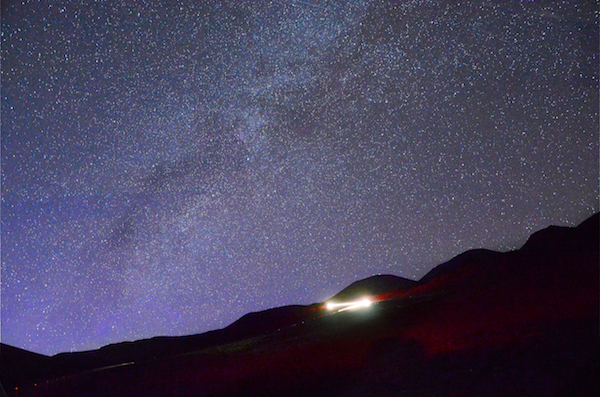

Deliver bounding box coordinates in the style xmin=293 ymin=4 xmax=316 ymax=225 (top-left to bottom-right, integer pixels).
xmin=2 ymin=214 xmax=598 ymax=396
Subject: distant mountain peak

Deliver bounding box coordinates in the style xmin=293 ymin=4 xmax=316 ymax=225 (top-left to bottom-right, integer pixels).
xmin=329 ymin=274 xmax=417 ymax=302
xmin=418 ymin=248 xmax=502 ymax=285
xmin=521 ymin=213 xmax=599 ymax=253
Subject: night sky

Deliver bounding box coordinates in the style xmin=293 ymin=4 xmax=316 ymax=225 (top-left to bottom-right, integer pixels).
xmin=2 ymin=0 xmax=598 ymax=356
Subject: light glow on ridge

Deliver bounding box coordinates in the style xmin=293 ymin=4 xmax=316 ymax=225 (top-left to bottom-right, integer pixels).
xmin=325 ymin=297 xmax=372 ymax=312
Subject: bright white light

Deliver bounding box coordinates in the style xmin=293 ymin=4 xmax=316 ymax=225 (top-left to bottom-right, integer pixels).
xmin=325 ymin=297 xmax=372 ymax=312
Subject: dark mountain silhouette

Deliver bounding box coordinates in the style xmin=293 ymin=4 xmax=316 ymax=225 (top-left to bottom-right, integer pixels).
xmin=1 ymin=213 xmax=598 ymax=397
xmin=417 ymin=248 xmax=503 ymax=285
xmin=329 ymin=274 xmax=417 ymax=301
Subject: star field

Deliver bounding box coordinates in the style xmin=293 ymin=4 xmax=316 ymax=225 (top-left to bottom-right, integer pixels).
xmin=2 ymin=0 xmax=598 ymax=355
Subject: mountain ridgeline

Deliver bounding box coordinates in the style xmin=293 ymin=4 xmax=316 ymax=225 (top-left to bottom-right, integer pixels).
xmin=2 ymin=213 xmax=598 ymax=397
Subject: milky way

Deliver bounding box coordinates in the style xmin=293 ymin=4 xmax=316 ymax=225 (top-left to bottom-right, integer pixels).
xmin=2 ymin=0 xmax=598 ymax=355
